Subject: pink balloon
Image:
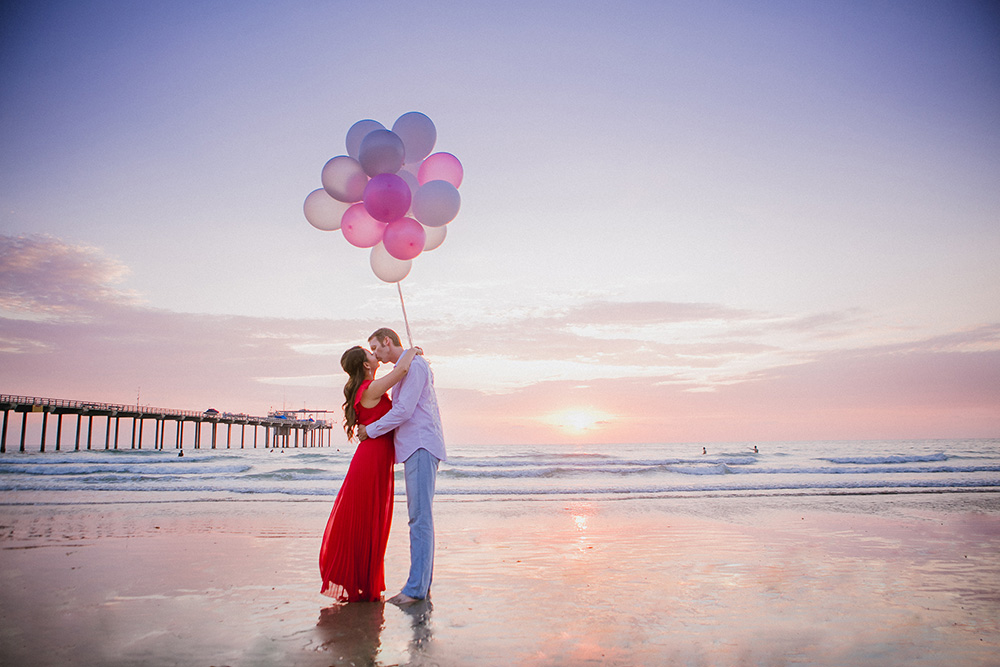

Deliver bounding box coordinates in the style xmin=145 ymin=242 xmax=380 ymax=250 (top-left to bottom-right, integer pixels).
xmin=341 ymin=203 xmax=387 ymax=248
xmin=382 ymin=217 xmax=426 ymax=261
xmin=321 ymin=155 xmax=368 ymax=203
xmin=303 ymin=188 xmax=350 ymax=231
xmin=418 ymin=152 xmax=463 ymax=187
xmin=363 ymin=173 xmax=411 ymax=223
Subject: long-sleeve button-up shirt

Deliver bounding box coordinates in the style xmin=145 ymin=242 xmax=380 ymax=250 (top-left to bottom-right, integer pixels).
xmin=365 ymin=355 xmax=446 ymax=464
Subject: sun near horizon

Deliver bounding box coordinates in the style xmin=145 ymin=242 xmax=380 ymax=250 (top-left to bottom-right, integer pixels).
xmin=542 ymin=409 xmax=615 ymax=435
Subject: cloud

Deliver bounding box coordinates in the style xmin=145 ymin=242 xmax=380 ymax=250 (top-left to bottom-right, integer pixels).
xmin=0 ymin=234 xmax=139 ymax=321
xmin=3 ymin=234 xmax=998 ymax=443
xmin=0 ymin=235 xmax=378 ymax=411
xmin=557 ymin=300 xmax=758 ymax=325
xmin=409 ymin=297 xmax=881 ymax=393
xmin=437 ymin=341 xmax=1000 ymax=444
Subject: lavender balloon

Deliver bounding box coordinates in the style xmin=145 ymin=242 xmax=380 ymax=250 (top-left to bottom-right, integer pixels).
xmin=397 ymin=167 xmax=420 ymax=201
xmin=346 ymin=119 xmax=385 ymax=159
xmin=412 ymin=180 xmax=461 ymax=227
xmin=392 ymin=112 xmax=437 ymax=164
xmin=358 ymin=130 xmax=405 ymax=177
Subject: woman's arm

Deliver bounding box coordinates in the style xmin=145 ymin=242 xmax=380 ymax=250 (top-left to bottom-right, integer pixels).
xmin=360 ymin=347 xmax=422 ymax=406
xmin=363 ymin=357 xmax=427 ymax=440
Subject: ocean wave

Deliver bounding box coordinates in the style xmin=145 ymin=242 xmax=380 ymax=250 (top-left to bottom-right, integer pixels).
xmin=243 ymin=468 xmax=344 ymax=482
xmin=250 ymin=467 xmax=328 ymax=476
xmin=442 ymin=466 xmax=598 ymax=480
xmin=434 ymin=478 xmax=1000 ymax=496
xmin=667 ymin=464 xmax=735 ymax=475
xmin=819 ymin=453 xmax=949 ymax=465
xmin=3 ymin=477 xmax=996 ymax=497
xmin=281 ymin=452 xmax=351 ymax=463
xmin=445 ymin=456 xmax=758 ymax=471
xmin=671 ymin=464 xmax=1000 ymax=476
xmin=1 ymin=440 xmax=996 ymax=499
xmin=438 ymin=462 xmax=1000 ymax=480
xmin=445 ymin=457 xmax=619 ymax=469
xmin=0 ymin=462 xmax=254 ymax=476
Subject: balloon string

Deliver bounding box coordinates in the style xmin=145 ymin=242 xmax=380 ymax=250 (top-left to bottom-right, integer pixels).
xmin=397 ymin=281 xmax=413 ymax=347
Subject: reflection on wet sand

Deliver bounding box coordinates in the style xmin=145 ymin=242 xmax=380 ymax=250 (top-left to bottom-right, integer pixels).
xmin=2 ymin=494 xmax=996 ymax=666
xmin=314 ymin=599 xmax=434 ymax=665
xmin=399 ymin=599 xmax=434 ymax=664
xmin=315 ymin=602 xmax=385 ymax=664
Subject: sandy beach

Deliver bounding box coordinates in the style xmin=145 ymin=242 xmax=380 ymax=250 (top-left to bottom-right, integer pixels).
xmin=2 ymin=491 xmax=998 ymax=666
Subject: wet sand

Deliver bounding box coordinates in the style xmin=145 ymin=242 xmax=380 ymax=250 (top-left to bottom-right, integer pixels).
xmin=1 ymin=492 xmax=998 ymax=666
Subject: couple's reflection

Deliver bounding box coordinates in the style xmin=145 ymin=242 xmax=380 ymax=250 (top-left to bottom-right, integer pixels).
xmin=316 ymin=599 xmax=433 ymax=664
xmin=401 ymin=598 xmax=434 ymax=659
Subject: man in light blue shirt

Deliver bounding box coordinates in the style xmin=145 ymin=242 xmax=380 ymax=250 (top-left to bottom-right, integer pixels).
xmin=358 ymin=327 xmax=446 ymax=605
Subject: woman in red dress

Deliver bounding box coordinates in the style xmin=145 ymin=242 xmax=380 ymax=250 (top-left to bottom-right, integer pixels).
xmin=319 ymin=344 xmax=421 ymax=602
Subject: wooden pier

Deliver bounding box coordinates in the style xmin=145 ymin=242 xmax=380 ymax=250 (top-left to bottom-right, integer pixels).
xmin=0 ymin=394 xmax=335 ymax=453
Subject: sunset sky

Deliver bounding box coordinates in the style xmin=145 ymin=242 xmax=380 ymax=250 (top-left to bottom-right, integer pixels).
xmin=2 ymin=1 xmax=998 ymax=445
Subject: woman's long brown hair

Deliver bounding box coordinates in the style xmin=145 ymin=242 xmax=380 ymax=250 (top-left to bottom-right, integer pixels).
xmin=340 ymin=346 xmax=368 ymax=440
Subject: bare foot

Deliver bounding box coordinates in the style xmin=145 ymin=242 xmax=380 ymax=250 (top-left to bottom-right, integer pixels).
xmin=387 ymin=592 xmax=420 ymax=606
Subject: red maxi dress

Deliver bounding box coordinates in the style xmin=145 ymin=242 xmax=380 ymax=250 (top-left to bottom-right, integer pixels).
xmin=319 ymin=380 xmax=395 ymax=602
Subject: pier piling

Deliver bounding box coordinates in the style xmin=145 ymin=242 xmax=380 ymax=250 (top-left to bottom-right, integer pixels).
xmin=0 ymin=395 xmax=333 ymax=454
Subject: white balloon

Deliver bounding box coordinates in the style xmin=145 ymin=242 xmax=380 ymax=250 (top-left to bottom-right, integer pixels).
xmin=304 ymin=188 xmax=350 ymax=231
xmin=346 ymin=119 xmax=385 ymax=159
xmin=412 ymin=179 xmax=461 ymax=227
xmin=422 ymin=223 xmax=447 ymax=251
xmin=392 ymin=112 xmax=437 ymax=164
xmin=370 ymin=242 xmax=412 ymax=283
xmin=321 ymin=155 xmax=368 ymax=203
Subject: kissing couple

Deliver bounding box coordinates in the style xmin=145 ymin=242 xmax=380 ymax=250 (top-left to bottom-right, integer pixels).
xmin=319 ymin=327 xmax=446 ymax=606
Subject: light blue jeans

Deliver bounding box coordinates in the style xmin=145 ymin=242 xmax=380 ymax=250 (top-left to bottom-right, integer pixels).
xmin=401 ymin=448 xmax=439 ymax=599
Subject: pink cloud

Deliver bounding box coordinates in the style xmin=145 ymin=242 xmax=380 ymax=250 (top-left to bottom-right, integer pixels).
xmin=0 ymin=234 xmax=139 ymax=319
xmin=0 ymin=235 xmax=378 ymax=414
xmin=557 ymin=300 xmax=758 ymax=325
xmin=438 ymin=331 xmax=1000 ymax=444
xmin=3 ymin=234 xmax=997 ymax=444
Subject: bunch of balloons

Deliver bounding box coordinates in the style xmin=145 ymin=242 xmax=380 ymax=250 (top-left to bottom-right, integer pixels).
xmin=303 ymin=112 xmax=463 ymax=283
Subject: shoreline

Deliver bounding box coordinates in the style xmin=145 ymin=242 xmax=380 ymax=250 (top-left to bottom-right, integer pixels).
xmin=2 ymin=484 xmax=997 ymax=507
xmin=2 ymin=491 xmax=998 ymax=665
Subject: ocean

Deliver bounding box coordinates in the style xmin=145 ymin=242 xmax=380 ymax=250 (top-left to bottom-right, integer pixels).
xmin=1 ymin=438 xmax=997 ymax=501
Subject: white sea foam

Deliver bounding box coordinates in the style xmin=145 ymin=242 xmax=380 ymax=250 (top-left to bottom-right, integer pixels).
xmin=0 ymin=439 xmax=997 ymax=500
